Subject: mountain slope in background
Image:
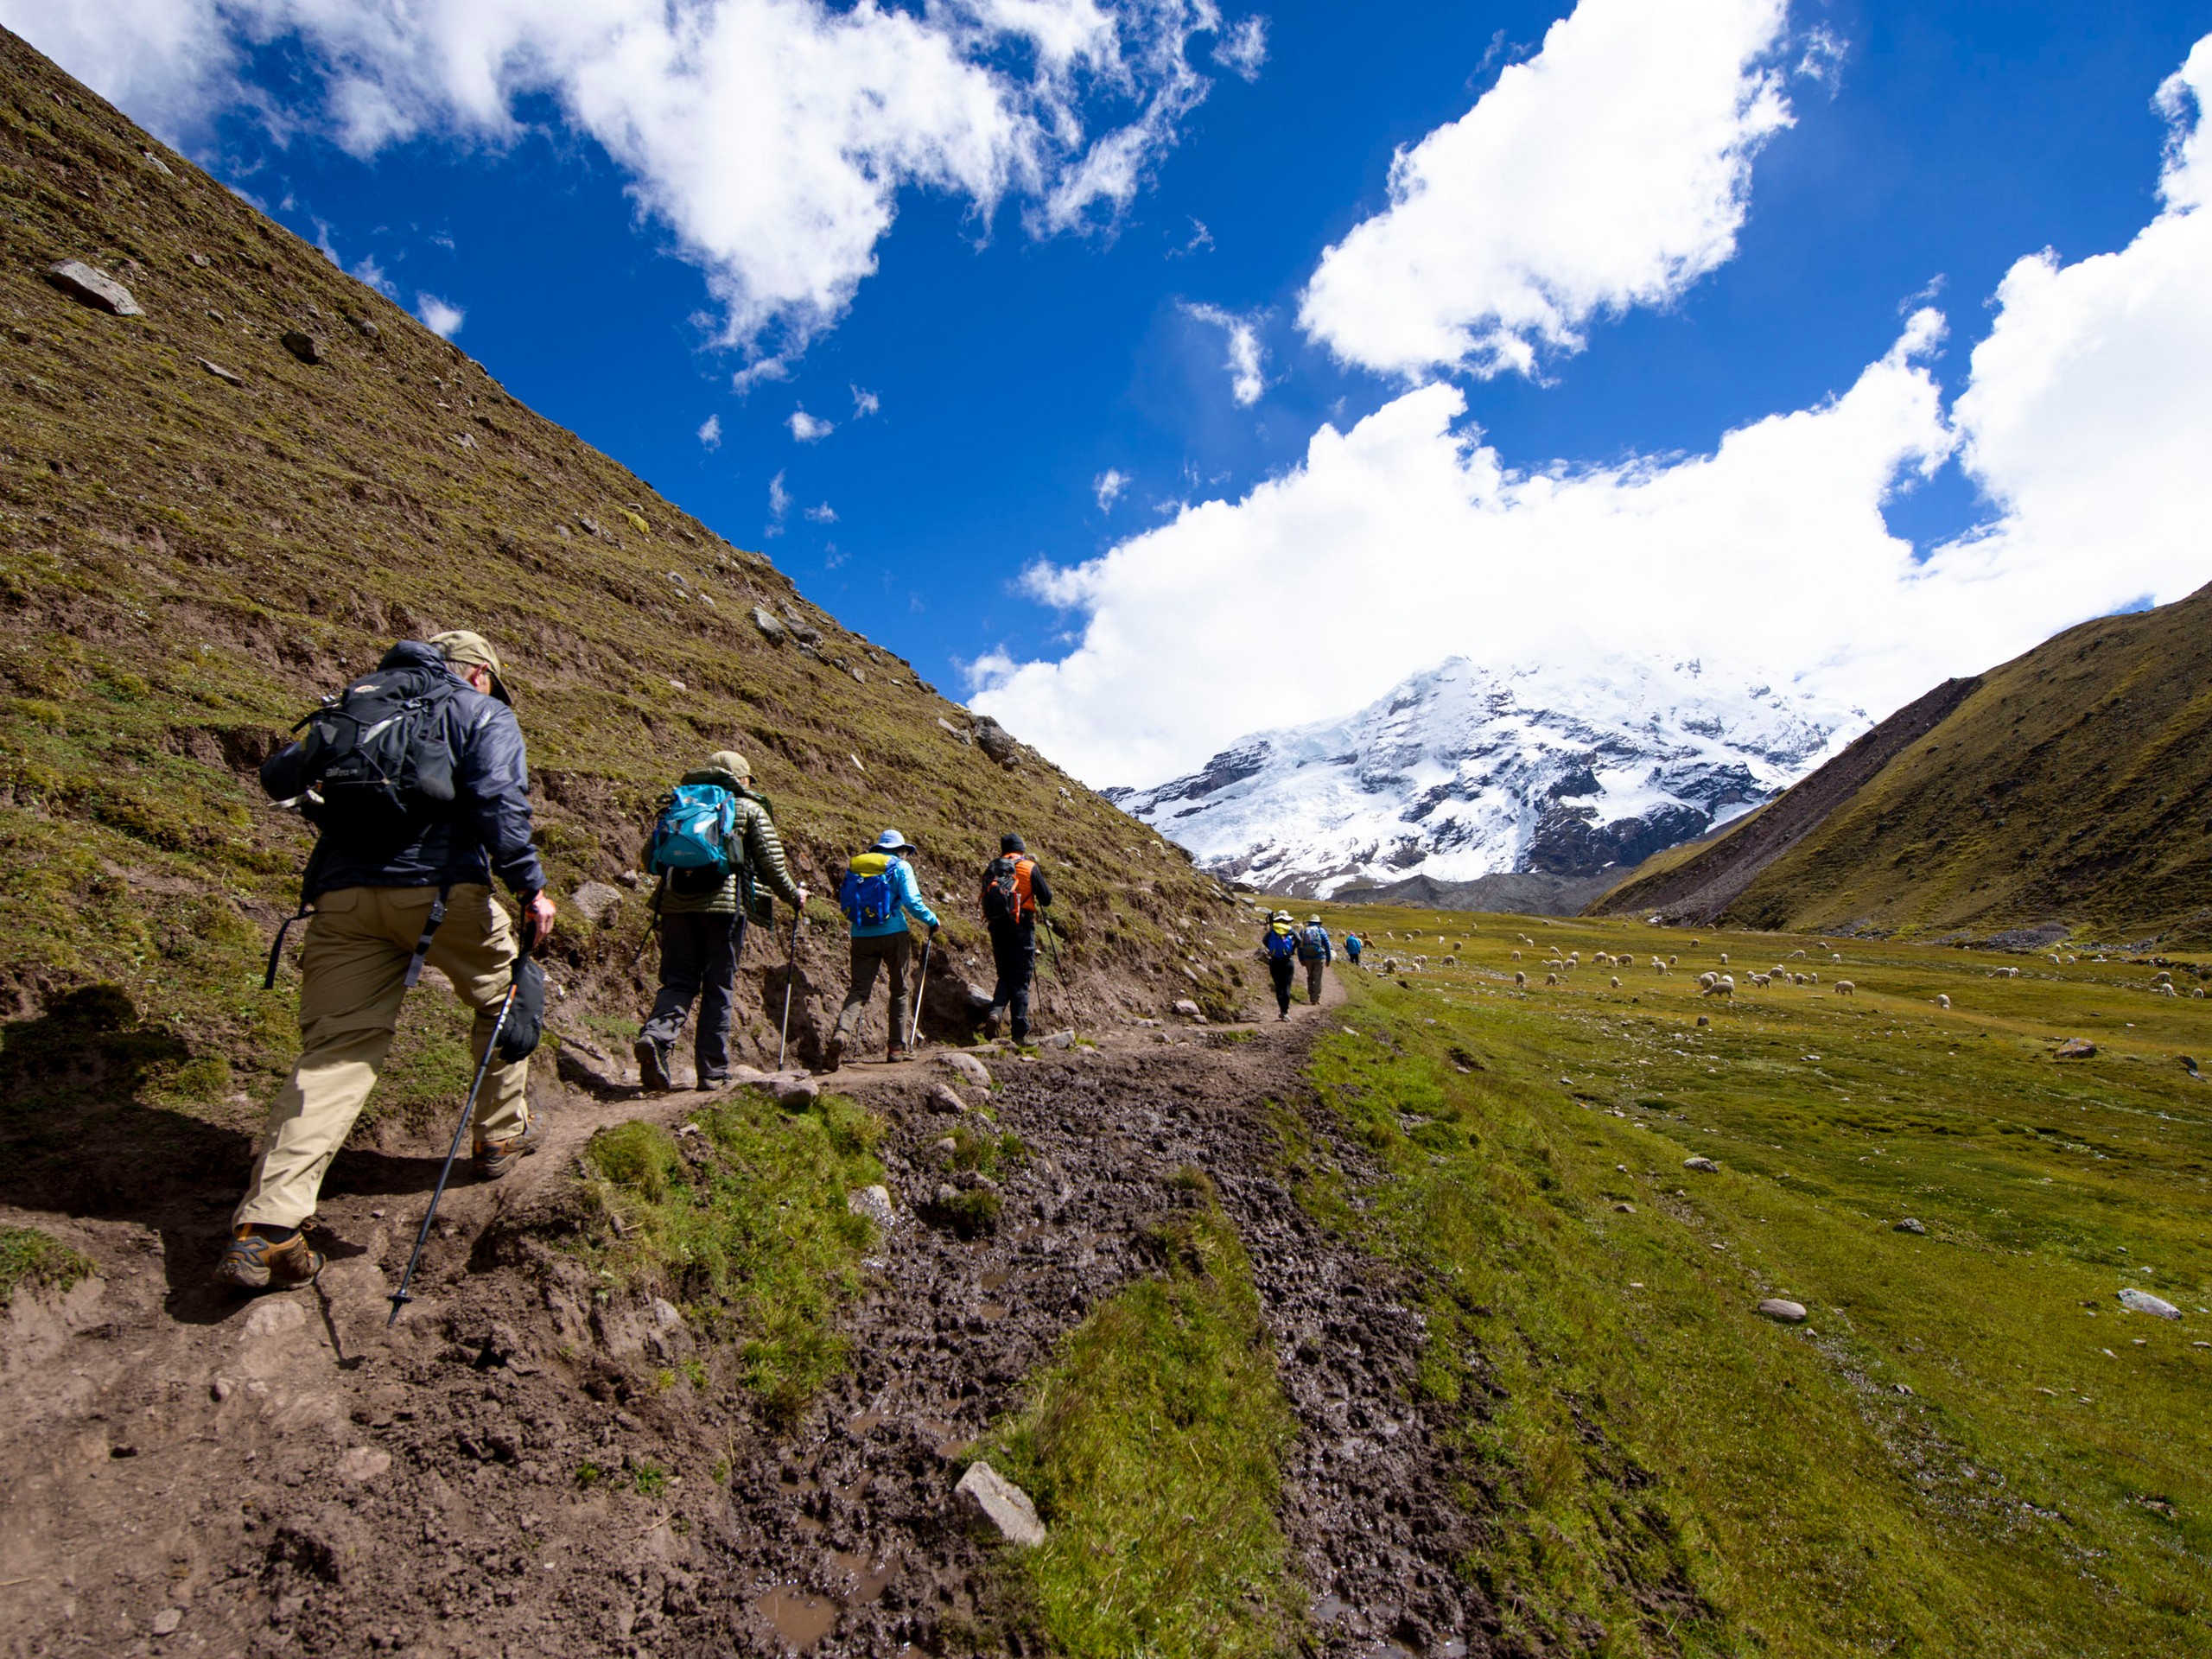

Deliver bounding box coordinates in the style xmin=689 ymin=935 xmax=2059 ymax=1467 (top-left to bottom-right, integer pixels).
xmin=1593 ymin=582 xmax=2212 ymax=944
xmin=1111 ymin=656 xmax=1858 ymax=903
xmin=0 ymin=26 xmax=1248 ymax=1185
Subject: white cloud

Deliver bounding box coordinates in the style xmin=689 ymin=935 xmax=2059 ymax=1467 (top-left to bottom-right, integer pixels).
xmin=1299 ymin=0 xmax=1794 ymax=380
xmin=1181 ymin=302 xmax=1267 ymax=404
xmin=788 ymin=406 xmax=834 ymax=442
xmin=979 ymin=35 xmax=2212 ymax=789
xmin=1213 ymin=16 xmax=1266 ymax=80
xmin=1093 ymin=467 xmax=1131 ymax=512
xmin=5 ymin=0 xmax=1257 ymax=353
xmin=732 ymin=356 xmax=791 ymax=395
xmin=696 ymin=413 xmax=722 ymax=449
xmin=351 ymin=254 xmax=397 ymax=297
xmin=850 ymin=385 xmax=880 ymax=418
xmin=804 ymin=502 xmax=837 ymax=524
xmin=767 ymin=469 xmax=791 ymax=519
xmin=416 ymin=292 xmax=464 ymax=338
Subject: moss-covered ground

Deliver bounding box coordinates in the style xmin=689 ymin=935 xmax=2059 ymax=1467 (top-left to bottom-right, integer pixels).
xmin=1302 ymin=903 xmax=2211 ymax=1656
xmin=0 ymin=1221 xmax=95 ymax=1302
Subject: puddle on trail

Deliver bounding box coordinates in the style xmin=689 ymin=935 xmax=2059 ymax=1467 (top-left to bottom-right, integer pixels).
xmin=832 ymin=1550 xmax=897 ymax=1604
xmin=756 ymin=1586 xmax=838 ymax=1652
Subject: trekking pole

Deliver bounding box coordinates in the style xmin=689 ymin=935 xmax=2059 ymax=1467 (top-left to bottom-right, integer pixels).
xmin=906 ymin=931 xmax=933 ymax=1052
xmin=389 ymin=939 xmax=531 ymax=1325
xmin=775 ymin=905 xmax=804 ymax=1071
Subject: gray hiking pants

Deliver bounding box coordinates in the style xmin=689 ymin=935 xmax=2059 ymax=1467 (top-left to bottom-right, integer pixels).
xmin=640 ymin=912 xmax=741 ymax=1081
xmin=832 ymin=931 xmax=912 ymax=1053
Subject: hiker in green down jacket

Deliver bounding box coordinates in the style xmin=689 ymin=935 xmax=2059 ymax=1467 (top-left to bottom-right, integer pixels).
xmin=634 ymin=751 xmax=806 ymax=1091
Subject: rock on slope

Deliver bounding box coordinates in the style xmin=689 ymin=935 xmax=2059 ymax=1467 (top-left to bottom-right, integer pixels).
xmin=1111 ymin=655 xmax=1858 ymax=903
xmin=0 ymin=24 xmax=1240 ymax=1147
xmin=1592 ymin=581 xmax=2212 ymax=944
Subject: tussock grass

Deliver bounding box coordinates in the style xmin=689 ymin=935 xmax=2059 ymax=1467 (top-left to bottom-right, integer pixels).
xmin=578 ymin=1089 xmax=883 ymax=1421
xmin=0 ymin=1224 xmax=96 ymax=1303
xmin=1306 ymin=904 xmax=2212 ymax=1656
xmin=982 ymin=1199 xmax=1297 ymax=1658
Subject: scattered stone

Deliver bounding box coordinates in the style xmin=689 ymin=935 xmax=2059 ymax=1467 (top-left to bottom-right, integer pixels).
xmin=944 ymin=1052 xmax=990 ymax=1089
xmin=935 ymin=716 xmax=971 ymax=744
xmin=847 ymin=1185 xmax=896 ymax=1230
xmin=569 ymin=880 xmax=625 ymax=925
xmin=1172 ymin=999 xmax=1201 ymax=1018
xmin=1683 ymin=1156 xmax=1720 ymax=1173
xmin=1039 ymin=1029 xmax=1075 ymax=1051
xmin=971 ymin=717 xmax=1020 ymax=764
xmin=280 ymin=331 xmax=325 ymax=365
xmin=336 ymin=1446 xmax=392 ymax=1484
xmin=45 ymin=260 xmax=142 ymax=316
xmin=931 ymin=1136 xmax=958 ymax=1157
xmin=1695 ymin=1015 xmax=1710 ymax=1027
xmin=149 ymin=1608 xmax=182 ymax=1637
xmin=1756 ymin=1299 xmax=1808 ymax=1323
xmin=346 ymin=313 xmax=380 ymax=340
xmin=2055 ymin=1038 xmax=2097 ymax=1060
xmin=1613 ymin=1202 xmax=1636 ymax=1214
xmin=209 ymin=1377 xmax=232 ymax=1402
xmin=617 ymin=868 xmax=644 ymax=889
xmin=773 ymin=1077 xmax=820 ymax=1109
xmin=930 ymin=1083 xmax=969 ymax=1114
xmin=953 ymin=1461 xmax=1046 ymax=1548
xmin=752 ymin=607 xmax=786 ymax=643
xmin=240 ymin=1299 xmax=307 ymax=1341
xmin=1894 ymin=1217 xmax=1928 ymax=1235
xmin=2118 ymin=1287 xmax=2182 ymax=1320
xmin=190 ymin=251 xmax=210 ymax=268
xmin=197 ymin=358 xmax=243 ymax=386
xmin=668 ymin=677 xmax=688 ymax=692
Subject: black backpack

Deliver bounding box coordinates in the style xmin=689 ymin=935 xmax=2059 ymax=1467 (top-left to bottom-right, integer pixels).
xmin=289 ymin=664 xmax=461 ymax=850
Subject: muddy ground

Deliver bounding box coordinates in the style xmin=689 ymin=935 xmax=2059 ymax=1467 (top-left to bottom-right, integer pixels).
xmin=0 ymin=976 xmax=1505 ymax=1659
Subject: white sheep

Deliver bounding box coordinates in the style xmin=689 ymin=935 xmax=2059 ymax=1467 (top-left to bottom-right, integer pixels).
xmin=1610 ymin=976 xmax=1622 ymax=988
xmin=2196 ymin=987 xmax=2207 ymax=999
xmin=1545 ymin=972 xmax=1560 ymax=986
xmin=1698 ymin=971 xmax=1719 ymax=990
xmin=1936 ymin=993 xmax=1952 ymax=1009
xmin=1789 ymin=949 xmax=1808 ymax=960
xmin=1718 ymin=951 xmax=1730 ymax=965
xmin=2155 ymin=983 xmax=2178 ymax=997
xmin=1749 ymin=973 xmax=1769 ymax=988
xmin=1808 ymin=971 xmax=1821 ymax=984
xmin=1511 ymin=950 xmax=1522 ymax=961
xmin=1515 ymin=970 xmax=1528 ymax=988
xmin=1834 ymin=980 xmax=1856 ymax=996
xmin=1702 ymin=975 xmax=1735 ymax=1000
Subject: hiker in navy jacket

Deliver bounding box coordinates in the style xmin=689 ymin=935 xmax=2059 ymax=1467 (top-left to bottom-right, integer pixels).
xmin=823 ymin=830 xmax=940 ymax=1070
xmin=1258 ymin=910 xmax=1300 ymax=1020
xmin=1298 ymin=915 xmax=1333 ymax=1006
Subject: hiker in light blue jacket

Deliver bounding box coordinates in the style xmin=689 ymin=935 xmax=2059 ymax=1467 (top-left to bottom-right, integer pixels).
xmin=824 ymin=830 xmax=940 ymax=1070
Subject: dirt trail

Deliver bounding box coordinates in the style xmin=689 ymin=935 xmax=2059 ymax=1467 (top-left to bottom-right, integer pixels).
xmin=0 ymin=965 xmax=1495 ymax=1658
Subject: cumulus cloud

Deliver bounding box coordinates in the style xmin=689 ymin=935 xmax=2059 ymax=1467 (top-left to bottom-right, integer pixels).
xmin=696 ymin=413 xmax=722 ymax=449
xmin=788 ymin=406 xmax=834 ymax=442
xmin=1181 ymin=302 xmax=1267 ymax=405
xmin=416 ymin=292 xmax=464 ymax=338
xmin=1299 ymin=0 xmax=1794 ymax=379
xmin=978 ymin=35 xmax=2212 ymax=788
xmin=1094 ymin=467 xmax=1131 ymax=512
xmin=1213 ymin=16 xmax=1266 ymax=80
xmin=5 ymin=0 xmax=1257 ymax=353
xmin=850 ymin=385 xmax=880 ymax=418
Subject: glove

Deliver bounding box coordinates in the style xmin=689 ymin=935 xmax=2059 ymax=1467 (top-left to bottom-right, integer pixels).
xmin=928 ymin=921 xmax=941 ymax=935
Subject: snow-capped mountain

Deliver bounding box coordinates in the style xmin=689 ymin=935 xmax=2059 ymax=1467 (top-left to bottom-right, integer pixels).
xmin=1109 ymin=657 xmax=1865 ymax=899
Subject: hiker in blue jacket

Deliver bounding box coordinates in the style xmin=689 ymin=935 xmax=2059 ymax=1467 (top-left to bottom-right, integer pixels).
xmin=1344 ymin=932 xmax=1363 ymax=967
xmin=1258 ymin=910 xmax=1300 ymax=1020
xmin=823 ymin=830 xmax=940 ymax=1070
xmin=1298 ymin=914 xmax=1334 ymax=1006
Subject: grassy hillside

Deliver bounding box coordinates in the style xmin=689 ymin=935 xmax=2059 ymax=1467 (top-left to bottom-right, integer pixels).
xmin=1312 ymin=901 xmax=2212 ymax=1656
xmin=1595 ymin=586 xmax=2212 ymax=944
xmin=0 ymin=29 xmax=1238 ymax=1190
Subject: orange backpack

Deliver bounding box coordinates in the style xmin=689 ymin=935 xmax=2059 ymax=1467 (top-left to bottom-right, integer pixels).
xmin=980 ymin=855 xmax=1036 ymax=924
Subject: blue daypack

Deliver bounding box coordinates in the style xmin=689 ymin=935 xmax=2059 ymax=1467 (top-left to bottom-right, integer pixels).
xmin=839 ymin=852 xmax=899 ymax=927
xmin=1299 ymin=925 xmax=1331 ymax=963
xmin=647 ymin=783 xmax=739 ymax=877
xmin=1262 ymin=926 xmax=1298 ymax=963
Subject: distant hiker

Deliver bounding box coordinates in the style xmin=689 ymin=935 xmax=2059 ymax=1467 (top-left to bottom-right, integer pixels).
xmin=218 ymin=632 xmax=555 ymax=1292
xmin=823 ymin=830 xmax=940 ymax=1070
xmin=632 ymin=750 xmax=807 ymax=1092
xmin=1259 ymin=909 xmax=1300 ymax=1020
xmin=1299 ymin=914 xmax=1334 ymax=1005
xmin=980 ymin=831 xmax=1053 ymax=1044
xmin=1344 ymin=932 xmax=1363 ymax=967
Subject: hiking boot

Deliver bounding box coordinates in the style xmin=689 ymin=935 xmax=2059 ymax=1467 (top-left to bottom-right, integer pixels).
xmin=818 ymin=1037 xmax=844 ymax=1074
xmin=474 ymin=1115 xmax=543 ymax=1181
xmin=696 ymin=1071 xmax=728 ymax=1090
xmin=213 ymin=1224 xmax=324 ymax=1292
xmin=982 ymin=1005 xmax=1004 ymax=1039
xmin=1278 ymin=1009 xmax=1290 ymax=1022
xmin=634 ymin=1035 xmax=674 ymax=1093
xmin=886 ymin=1044 xmax=912 ymax=1064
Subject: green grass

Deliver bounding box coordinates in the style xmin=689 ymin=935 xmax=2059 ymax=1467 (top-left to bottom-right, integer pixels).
xmin=981 ymin=1193 xmax=1298 ymax=1659
xmin=1301 ymin=904 xmax=2212 ymax=1656
xmin=578 ymin=1088 xmax=885 ymax=1421
xmin=0 ymin=1224 xmax=97 ymax=1303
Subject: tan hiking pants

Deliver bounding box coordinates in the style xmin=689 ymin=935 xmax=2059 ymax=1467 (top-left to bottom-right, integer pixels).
xmin=233 ymin=883 xmax=531 ymax=1229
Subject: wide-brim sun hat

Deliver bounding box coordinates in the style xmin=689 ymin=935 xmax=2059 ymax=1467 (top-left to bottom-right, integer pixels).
xmin=874 ymin=829 xmax=917 ymax=855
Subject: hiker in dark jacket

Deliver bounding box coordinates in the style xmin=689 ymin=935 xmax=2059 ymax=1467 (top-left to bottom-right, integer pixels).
xmin=979 ymin=832 xmax=1054 ymax=1044
xmin=823 ymin=830 xmax=939 ymax=1070
xmin=1298 ymin=914 xmax=1334 ymax=1005
xmin=633 ymin=750 xmax=806 ymax=1092
xmin=218 ymin=632 xmax=556 ymax=1292
xmin=1344 ymin=932 xmax=1363 ymax=966
xmin=1258 ymin=909 xmax=1300 ymax=1020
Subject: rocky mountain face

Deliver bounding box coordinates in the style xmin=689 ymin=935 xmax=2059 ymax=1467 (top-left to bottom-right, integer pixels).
xmin=1109 ymin=657 xmax=1860 ymax=902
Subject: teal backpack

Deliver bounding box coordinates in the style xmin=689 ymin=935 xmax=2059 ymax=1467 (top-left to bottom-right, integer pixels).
xmin=647 ymin=784 xmax=737 ymax=881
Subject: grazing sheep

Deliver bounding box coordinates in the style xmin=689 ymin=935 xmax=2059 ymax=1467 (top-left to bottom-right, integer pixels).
xmin=2156 ymin=983 xmax=2178 ymax=997
xmin=1515 ymin=970 xmax=1528 ymax=988
xmin=1936 ymin=994 xmax=1952 ymax=1009
xmin=2196 ymin=987 xmax=2206 ymax=999
xmin=1610 ymin=976 xmax=1622 ymax=988
xmin=1544 ymin=972 xmax=1560 ymax=986
xmin=1382 ymin=957 xmax=1399 ymax=974
xmin=1834 ymin=980 xmax=1856 ymax=996
xmin=1698 ymin=972 xmax=1719 ymax=990
xmin=1668 ymin=955 xmax=1680 ymax=968
xmin=1808 ymin=971 xmax=1820 ymax=984
xmin=1831 ymin=953 xmax=1844 ymax=963
xmin=1443 ymin=955 xmax=1457 ymax=966
xmin=1702 ymin=975 xmax=1735 ymax=1000
xmin=1792 ymin=973 xmax=1808 ymax=986
xmin=1789 ymin=949 xmax=1808 ymax=960
xmin=1718 ymin=951 xmax=1729 ymax=965
xmin=1511 ymin=950 xmax=1522 ymax=961
xmin=1568 ymin=951 xmax=1580 ymax=964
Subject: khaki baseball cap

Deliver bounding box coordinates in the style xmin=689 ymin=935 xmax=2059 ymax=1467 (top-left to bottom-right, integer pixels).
xmin=708 ymin=749 xmax=750 ymax=779
xmin=429 ymin=630 xmax=511 ymax=703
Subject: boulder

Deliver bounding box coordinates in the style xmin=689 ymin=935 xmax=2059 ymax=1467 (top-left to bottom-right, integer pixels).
xmin=971 ymin=717 xmax=1020 ymax=764
xmin=773 ymin=1077 xmax=820 ymax=1109
xmin=45 ymin=260 xmax=142 ymax=315
xmin=751 ymin=607 xmax=786 ymax=643
xmin=346 ymin=314 xmax=381 ymax=341
xmin=1756 ymin=1299 xmax=1808 ymax=1324
xmin=943 ymin=1052 xmax=990 ymax=1089
xmin=930 ymin=1083 xmax=969 ymax=1114
xmin=280 ymin=331 xmax=325 ymax=365
xmin=1172 ymin=999 xmax=1201 ymax=1018
xmin=953 ymin=1462 xmax=1046 ymax=1548
xmin=936 ymin=716 xmax=972 ymax=745
xmin=569 ymin=880 xmax=625 ymax=925
xmin=1682 ymin=1156 xmax=1720 ymax=1173
xmin=2055 ymin=1038 xmax=2097 ymax=1060
xmin=198 ymin=358 xmax=245 ymax=386
xmin=2118 ymin=1287 xmax=2182 ymax=1320
xmin=1038 ymin=1029 xmax=1076 ymax=1051
xmin=1894 ymin=1217 xmax=1928 ymax=1235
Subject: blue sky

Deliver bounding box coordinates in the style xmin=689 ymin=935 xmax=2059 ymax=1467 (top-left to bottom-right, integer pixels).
xmin=14 ymin=0 xmax=2212 ymax=785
